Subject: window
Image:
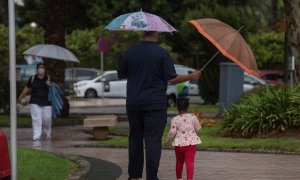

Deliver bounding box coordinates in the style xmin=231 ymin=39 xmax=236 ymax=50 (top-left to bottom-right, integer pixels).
xmin=103 ymin=73 xmax=118 ymax=81
xmin=244 ymin=75 xmax=255 ymax=84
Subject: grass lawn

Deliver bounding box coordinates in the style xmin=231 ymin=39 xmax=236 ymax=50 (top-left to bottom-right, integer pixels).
xmin=0 ymin=115 xmax=84 ymax=127
xmin=100 ymin=125 xmax=300 ymax=152
xmin=18 ymin=148 xmax=77 ymax=180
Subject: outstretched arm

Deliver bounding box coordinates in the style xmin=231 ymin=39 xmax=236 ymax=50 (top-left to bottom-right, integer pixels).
xmin=168 ymin=70 xmax=202 ymax=84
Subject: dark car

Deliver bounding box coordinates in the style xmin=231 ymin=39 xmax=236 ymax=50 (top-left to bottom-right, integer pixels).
xmin=259 ymin=70 xmax=284 ymax=85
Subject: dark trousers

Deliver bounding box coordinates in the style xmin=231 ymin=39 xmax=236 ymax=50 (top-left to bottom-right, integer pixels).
xmin=127 ymin=110 xmax=167 ymax=180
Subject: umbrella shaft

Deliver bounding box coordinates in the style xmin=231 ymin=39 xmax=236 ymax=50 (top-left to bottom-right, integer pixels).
xmin=200 ymin=51 xmax=220 ymax=71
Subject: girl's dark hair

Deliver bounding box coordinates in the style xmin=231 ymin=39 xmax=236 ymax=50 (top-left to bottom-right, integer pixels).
xmin=176 ymin=98 xmax=189 ymax=113
xmin=36 ymin=63 xmax=44 ymax=70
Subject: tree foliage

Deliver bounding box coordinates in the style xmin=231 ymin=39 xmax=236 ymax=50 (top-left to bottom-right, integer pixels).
xmin=66 ymin=27 xmax=140 ymax=70
xmin=0 ymin=0 xmax=287 ymax=104
xmin=247 ymin=31 xmax=284 ymax=69
xmin=16 ymin=25 xmax=44 ymax=63
xmin=0 ymin=25 xmax=44 ymax=113
xmin=0 ymin=25 xmax=10 ymax=113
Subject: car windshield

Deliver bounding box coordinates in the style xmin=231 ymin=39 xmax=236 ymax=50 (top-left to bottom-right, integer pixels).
xmin=88 ymin=72 xmax=103 ymax=80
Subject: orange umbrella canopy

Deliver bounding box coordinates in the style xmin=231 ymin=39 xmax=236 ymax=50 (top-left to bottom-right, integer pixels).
xmin=189 ymin=18 xmax=259 ymax=77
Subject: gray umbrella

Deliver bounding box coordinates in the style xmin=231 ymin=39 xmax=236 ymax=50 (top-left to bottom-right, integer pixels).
xmin=23 ymin=44 xmax=80 ymax=63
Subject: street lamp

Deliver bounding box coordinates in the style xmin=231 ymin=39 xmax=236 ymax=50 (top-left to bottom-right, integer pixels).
xmin=30 ymin=22 xmax=37 ymax=28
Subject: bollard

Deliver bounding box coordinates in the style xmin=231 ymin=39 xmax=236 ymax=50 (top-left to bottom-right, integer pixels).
xmin=0 ymin=130 xmax=10 ymax=179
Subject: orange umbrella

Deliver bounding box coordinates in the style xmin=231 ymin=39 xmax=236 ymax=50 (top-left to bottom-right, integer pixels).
xmin=189 ymin=18 xmax=259 ymax=77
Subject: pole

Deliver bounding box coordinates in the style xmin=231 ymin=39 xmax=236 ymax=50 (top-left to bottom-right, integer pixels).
xmin=101 ymin=52 xmax=104 ymax=73
xmin=8 ymin=0 xmax=17 ymax=179
xmin=289 ymin=56 xmax=295 ymax=88
xmin=100 ymin=52 xmax=104 ymax=99
xmin=289 ymin=71 xmax=293 ymax=88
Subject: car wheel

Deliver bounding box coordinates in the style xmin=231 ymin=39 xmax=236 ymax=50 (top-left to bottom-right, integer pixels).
xmin=85 ymin=89 xmax=97 ymax=98
xmin=167 ymin=95 xmax=176 ymax=107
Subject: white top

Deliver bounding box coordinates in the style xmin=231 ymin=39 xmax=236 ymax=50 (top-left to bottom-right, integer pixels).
xmin=166 ymin=113 xmax=202 ymax=146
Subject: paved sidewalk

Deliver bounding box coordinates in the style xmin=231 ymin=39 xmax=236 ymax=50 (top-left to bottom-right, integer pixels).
xmin=3 ymin=125 xmax=300 ymax=180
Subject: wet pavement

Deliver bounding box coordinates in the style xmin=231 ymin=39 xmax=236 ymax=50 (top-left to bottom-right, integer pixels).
xmin=2 ymin=124 xmax=300 ymax=180
xmin=3 ymin=97 xmax=300 ymax=179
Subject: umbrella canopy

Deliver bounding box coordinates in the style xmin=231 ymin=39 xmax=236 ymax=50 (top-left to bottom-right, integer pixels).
xmin=189 ymin=18 xmax=259 ymax=77
xmin=105 ymin=10 xmax=177 ymax=32
xmin=23 ymin=44 xmax=79 ymax=63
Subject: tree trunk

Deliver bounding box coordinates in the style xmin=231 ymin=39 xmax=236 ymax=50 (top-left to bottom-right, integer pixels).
xmin=284 ymin=0 xmax=300 ymax=83
xmin=271 ymin=0 xmax=278 ymax=30
xmin=45 ymin=0 xmax=69 ymax=117
xmin=0 ymin=0 xmax=8 ymax=25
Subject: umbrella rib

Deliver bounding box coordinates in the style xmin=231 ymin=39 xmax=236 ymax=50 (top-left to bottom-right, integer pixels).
xmin=236 ymin=36 xmax=242 ymax=65
xmin=62 ymin=48 xmax=68 ymax=61
xmin=212 ymin=30 xmax=233 ymax=43
xmin=215 ymin=26 xmax=243 ymax=49
xmin=235 ymin=26 xmax=246 ymax=67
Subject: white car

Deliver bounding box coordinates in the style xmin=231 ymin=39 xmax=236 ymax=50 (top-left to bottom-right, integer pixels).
xmin=73 ymin=65 xmax=200 ymax=101
xmin=166 ymin=65 xmax=200 ymax=106
xmin=243 ymin=72 xmax=266 ymax=92
xmin=73 ymin=71 xmax=127 ymax=98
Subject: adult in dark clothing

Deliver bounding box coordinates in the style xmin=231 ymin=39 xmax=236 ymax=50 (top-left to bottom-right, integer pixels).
xmin=18 ymin=63 xmax=52 ymax=141
xmin=118 ymin=31 xmax=202 ymax=180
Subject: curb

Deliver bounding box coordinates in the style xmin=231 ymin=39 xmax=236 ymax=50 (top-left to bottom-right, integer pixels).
xmin=74 ymin=143 xmax=300 ymax=156
xmin=55 ymin=153 xmax=90 ymax=180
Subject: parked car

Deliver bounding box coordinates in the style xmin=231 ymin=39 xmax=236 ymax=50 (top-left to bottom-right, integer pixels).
xmin=243 ymin=72 xmax=266 ymax=92
xmin=259 ymin=70 xmax=284 ymax=85
xmin=64 ymin=67 xmax=101 ymax=95
xmin=166 ymin=64 xmax=200 ymax=106
xmin=73 ymin=70 xmax=127 ymax=98
xmin=16 ymin=64 xmax=101 ymax=95
xmin=73 ymin=65 xmax=200 ymax=103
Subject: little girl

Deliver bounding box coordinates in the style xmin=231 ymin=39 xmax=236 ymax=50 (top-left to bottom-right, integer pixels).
xmin=165 ymin=98 xmax=201 ymax=180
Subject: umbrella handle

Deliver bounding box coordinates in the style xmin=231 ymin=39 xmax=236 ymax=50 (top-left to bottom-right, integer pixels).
xmin=200 ymin=51 xmax=220 ymax=71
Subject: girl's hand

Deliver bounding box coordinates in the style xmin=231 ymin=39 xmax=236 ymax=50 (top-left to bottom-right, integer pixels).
xmin=165 ymin=139 xmax=170 ymax=145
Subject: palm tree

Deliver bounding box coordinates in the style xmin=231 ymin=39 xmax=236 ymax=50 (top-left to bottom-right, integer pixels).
xmin=44 ymin=0 xmax=69 ymax=116
xmin=0 ymin=0 xmax=8 ymax=25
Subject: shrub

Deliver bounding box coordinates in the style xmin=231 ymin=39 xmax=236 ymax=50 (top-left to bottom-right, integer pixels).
xmin=220 ymin=86 xmax=300 ymax=137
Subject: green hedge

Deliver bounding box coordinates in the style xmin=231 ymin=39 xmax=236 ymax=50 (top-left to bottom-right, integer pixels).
xmin=220 ymin=86 xmax=300 ymax=137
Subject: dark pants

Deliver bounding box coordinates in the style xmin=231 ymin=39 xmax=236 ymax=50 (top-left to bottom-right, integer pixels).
xmin=127 ymin=110 xmax=167 ymax=180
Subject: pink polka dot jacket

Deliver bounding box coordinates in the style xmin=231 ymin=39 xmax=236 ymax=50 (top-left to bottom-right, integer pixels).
xmin=166 ymin=113 xmax=202 ymax=147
